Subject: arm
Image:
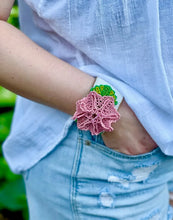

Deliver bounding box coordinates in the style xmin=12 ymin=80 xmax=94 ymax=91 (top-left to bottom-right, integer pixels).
xmin=0 ymin=0 xmax=15 ymax=20
xmin=101 ymin=101 xmax=157 ymax=155
xmin=0 ymin=1 xmax=95 ymax=115
xmin=0 ymin=1 xmax=157 ymax=155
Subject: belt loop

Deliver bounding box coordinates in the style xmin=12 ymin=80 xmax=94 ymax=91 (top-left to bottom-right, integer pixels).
xmin=94 ymin=134 xmax=98 ymax=143
xmin=96 ymin=133 xmax=104 ymax=145
xmin=74 ymin=121 xmax=83 ymax=139
xmin=78 ymin=129 xmax=83 ymax=139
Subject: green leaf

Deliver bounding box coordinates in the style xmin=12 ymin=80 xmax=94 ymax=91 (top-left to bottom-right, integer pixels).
xmin=22 ymin=207 xmax=29 ymax=220
xmin=0 ymin=158 xmax=9 ymax=180
xmin=0 ymin=87 xmax=16 ymax=108
xmin=7 ymin=6 xmax=19 ymax=28
xmin=0 ymin=158 xmax=19 ymax=182
xmin=0 ymin=144 xmax=3 ymax=156
xmin=0 ymin=111 xmax=14 ymax=143
xmin=0 ymin=178 xmax=27 ymax=211
xmin=10 ymin=6 xmax=19 ymax=18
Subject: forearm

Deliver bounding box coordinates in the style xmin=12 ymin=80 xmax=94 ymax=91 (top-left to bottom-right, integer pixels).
xmin=0 ymin=21 xmax=95 ymax=115
xmin=0 ymin=0 xmax=14 ymax=20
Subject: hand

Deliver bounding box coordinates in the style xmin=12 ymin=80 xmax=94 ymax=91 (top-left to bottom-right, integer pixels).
xmin=101 ymin=99 xmax=157 ymax=155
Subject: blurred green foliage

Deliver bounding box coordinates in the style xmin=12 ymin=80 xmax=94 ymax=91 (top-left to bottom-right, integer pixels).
xmin=7 ymin=1 xmax=19 ymax=29
xmin=0 ymin=2 xmax=28 ymax=220
xmin=7 ymin=6 xmax=19 ymax=29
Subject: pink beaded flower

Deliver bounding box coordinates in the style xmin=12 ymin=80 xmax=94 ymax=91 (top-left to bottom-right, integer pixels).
xmin=72 ymin=91 xmax=120 ymax=135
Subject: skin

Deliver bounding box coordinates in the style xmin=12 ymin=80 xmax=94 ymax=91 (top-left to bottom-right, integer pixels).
xmin=102 ymin=100 xmax=157 ymax=155
xmin=0 ymin=0 xmax=157 ymax=155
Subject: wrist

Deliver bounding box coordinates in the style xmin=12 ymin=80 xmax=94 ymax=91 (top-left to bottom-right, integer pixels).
xmin=70 ymin=75 xmax=96 ymax=115
xmin=72 ymin=77 xmax=123 ymax=135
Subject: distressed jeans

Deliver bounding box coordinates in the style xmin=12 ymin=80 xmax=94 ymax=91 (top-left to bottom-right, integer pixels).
xmin=22 ymin=122 xmax=173 ymax=220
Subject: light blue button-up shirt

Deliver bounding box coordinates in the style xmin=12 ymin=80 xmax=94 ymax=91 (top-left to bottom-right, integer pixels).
xmin=3 ymin=0 xmax=173 ymax=174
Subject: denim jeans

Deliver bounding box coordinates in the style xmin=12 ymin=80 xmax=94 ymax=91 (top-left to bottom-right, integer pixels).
xmin=22 ymin=122 xmax=173 ymax=220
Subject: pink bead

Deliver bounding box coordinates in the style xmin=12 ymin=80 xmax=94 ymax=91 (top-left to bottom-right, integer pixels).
xmin=72 ymin=91 xmax=120 ymax=135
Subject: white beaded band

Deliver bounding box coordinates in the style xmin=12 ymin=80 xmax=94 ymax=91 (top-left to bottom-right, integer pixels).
xmin=93 ymin=77 xmax=123 ymax=110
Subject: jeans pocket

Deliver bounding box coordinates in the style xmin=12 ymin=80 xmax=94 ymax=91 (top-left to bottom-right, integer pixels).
xmin=72 ymin=129 xmax=165 ymax=219
xmin=92 ymin=133 xmax=161 ymax=161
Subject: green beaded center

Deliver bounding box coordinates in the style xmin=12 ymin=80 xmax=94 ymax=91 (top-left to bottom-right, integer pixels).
xmin=90 ymin=85 xmax=118 ymax=105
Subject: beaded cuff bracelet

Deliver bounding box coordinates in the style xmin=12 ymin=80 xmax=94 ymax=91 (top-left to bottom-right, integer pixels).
xmin=72 ymin=77 xmax=123 ymax=135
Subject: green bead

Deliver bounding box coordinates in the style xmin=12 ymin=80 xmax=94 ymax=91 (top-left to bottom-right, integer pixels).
xmin=90 ymin=84 xmax=118 ymax=105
